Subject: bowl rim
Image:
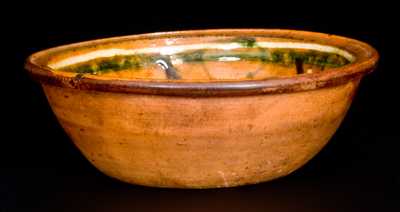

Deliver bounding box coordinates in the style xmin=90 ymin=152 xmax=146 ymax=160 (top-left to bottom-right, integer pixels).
xmin=25 ymin=29 xmax=379 ymax=97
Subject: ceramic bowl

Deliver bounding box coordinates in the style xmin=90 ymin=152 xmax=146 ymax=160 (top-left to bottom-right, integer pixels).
xmin=25 ymin=29 xmax=378 ymax=188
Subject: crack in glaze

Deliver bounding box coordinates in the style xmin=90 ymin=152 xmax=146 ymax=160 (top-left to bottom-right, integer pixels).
xmin=217 ymin=171 xmax=229 ymax=187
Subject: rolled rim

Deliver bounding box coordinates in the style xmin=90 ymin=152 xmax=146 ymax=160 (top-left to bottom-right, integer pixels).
xmin=25 ymin=29 xmax=379 ymax=97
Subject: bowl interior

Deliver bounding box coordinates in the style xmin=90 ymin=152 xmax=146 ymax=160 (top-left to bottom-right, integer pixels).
xmin=44 ymin=33 xmax=356 ymax=82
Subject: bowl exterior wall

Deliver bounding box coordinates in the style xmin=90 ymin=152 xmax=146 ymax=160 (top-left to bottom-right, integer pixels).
xmin=42 ymin=79 xmax=360 ymax=188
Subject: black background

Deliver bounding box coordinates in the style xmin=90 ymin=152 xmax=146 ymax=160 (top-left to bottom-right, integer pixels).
xmin=2 ymin=2 xmax=399 ymax=211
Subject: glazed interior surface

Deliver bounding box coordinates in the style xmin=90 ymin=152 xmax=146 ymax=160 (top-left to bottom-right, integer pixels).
xmin=48 ymin=36 xmax=355 ymax=81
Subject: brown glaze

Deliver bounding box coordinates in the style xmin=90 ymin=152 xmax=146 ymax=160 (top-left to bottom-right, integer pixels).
xmin=25 ymin=29 xmax=378 ymax=188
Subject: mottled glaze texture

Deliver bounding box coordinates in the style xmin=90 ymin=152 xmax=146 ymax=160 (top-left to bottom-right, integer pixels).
xmin=25 ymin=29 xmax=378 ymax=188
xmin=55 ymin=46 xmax=350 ymax=80
xmin=43 ymin=80 xmax=358 ymax=188
xmin=50 ymin=36 xmax=352 ymax=81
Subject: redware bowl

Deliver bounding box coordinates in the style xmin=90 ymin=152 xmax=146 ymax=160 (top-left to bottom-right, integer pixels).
xmin=25 ymin=29 xmax=378 ymax=188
